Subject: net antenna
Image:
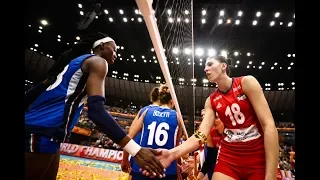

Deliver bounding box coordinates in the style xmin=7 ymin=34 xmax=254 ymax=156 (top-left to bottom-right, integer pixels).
xmin=136 ymin=0 xmax=188 ymax=138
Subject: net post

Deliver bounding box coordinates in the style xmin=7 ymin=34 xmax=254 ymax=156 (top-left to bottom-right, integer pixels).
xmin=136 ymin=0 xmax=188 ymax=137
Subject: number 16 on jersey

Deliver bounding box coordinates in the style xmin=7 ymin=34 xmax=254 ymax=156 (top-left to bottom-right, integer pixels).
xmin=147 ymin=121 xmax=170 ymax=146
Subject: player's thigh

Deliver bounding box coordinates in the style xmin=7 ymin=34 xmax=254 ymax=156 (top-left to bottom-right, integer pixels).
xmin=247 ymin=169 xmax=265 ymax=180
xmin=42 ymin=151 xmax=61 ymax=180
xmin=212 ymin=172 xmax=236 ymax=180
xmin=213 ymin=161 xmax=239 ymax=180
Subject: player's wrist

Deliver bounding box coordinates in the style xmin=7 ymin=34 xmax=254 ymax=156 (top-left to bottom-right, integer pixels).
xmin=169 ymin=149 xmax=178 ymax=161
xmin=123 ymin=139 xmax=141 ymax=157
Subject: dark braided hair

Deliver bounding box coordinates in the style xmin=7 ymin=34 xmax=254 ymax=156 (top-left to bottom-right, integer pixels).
xmin=25 ymin=32 xmax=108 ymax=111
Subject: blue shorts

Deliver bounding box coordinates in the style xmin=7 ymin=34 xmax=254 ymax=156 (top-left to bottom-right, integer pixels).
xmin=25 ymin=133 xmax=60 ymax=154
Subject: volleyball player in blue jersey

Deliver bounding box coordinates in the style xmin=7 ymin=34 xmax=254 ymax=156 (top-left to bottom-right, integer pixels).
xmin=121 ymin=86 xmax=161 ymax=173
xmin=24 ymin=32 xmax=165 ymax=180
xmin=126 ymin=85 xmax=183 ymax=180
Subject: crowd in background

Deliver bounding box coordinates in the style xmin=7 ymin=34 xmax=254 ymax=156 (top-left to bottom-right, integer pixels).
xmin=279 ymin=144 xmax=295 ymax=179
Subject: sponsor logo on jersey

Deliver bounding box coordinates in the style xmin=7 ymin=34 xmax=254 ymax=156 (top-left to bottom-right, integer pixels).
xmin=223 ymin=124 xmax=261 ymax=143
xmin=236 ymin=93 xmax=247 ymax=101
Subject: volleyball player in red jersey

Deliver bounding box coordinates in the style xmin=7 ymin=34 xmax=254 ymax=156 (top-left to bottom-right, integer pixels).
xmin=204 ymin=56 xmax=280 ymax=180
xmin=140 ymin=56 xmax=279 ymax=180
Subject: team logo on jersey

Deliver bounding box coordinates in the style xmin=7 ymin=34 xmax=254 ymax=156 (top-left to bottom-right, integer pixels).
xmin=216 ymin=103 xmax=222 ymax=109
xmin=236 ymin=93 xmax=247 ymax=101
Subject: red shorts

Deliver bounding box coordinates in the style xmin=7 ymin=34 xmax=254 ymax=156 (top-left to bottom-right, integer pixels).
xmin=214 ymin=160 xmax=265 ymax=180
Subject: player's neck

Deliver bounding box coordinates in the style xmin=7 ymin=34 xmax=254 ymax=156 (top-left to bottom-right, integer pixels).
xmin=216 ymin=75 xmax=233 ymax=92
xmin=151 ymin=101 xmax=160 ymax=106
xmin=160 ymin=104 xmax=170 ymax=109
xmin=93 ymin=51 xmax=103 ymax=57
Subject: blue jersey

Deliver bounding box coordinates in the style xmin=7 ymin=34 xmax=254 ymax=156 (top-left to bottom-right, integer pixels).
xmin=25 ymin=54 xmax=94 ymax=142
xmin=133 ymin=104 xmax=159 ymax=145
xmin=131 ymin=106 xmax=179 ymax=175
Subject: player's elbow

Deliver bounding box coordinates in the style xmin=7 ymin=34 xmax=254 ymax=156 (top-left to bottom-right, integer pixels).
xmin=261 ymin=121 xmax=278 ymax=135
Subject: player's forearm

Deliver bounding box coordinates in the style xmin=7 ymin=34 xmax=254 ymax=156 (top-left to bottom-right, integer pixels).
xmin=263 ymin=124 xmax=279 ymax=180
xmin=169 ymin=135 xmax=200 ymax=160
xmin=128 ymin=130 xmax=139 ymax=140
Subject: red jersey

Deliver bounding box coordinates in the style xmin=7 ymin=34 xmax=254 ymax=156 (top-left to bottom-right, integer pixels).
xmin=210 ymin=76 xmax=265 ymax=168
xmin=210 ymin=127 xmax=221 ymax=149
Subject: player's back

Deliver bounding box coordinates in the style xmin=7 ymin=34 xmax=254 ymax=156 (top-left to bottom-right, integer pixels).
xmin=209 ymin=76 xmax=265 ymax=167
xmin=25 ymin=54 xmax=95 ymax=142
xmin=131 ymin=106 xmax=179 ymax=176
xmin=133 ymin=104 xmax=159 ymax=144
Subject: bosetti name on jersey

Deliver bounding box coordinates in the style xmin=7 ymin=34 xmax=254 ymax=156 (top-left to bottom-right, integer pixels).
xmin=153 ymin=110 xmax=170 ymax=118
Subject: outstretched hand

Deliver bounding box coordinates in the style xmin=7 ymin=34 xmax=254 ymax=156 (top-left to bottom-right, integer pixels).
xmin=139 ymin=148 xmax=175 ymax=178
xmin=178 ymin=156 xmax=195 ymax=175
xmin=134 ymin=148 xmax=166 ymax=178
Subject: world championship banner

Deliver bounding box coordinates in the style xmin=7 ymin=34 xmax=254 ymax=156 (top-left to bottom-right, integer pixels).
xmin=60 ymin=143 xmax=123 ymax=163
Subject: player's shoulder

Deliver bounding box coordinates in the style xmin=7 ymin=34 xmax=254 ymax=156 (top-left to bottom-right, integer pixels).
xmin=82 ymin=55 xmax=107 ymax=72
xmin=159 ymin=106 xmax=175 ymax=112
xmin=147 ymin=105 xmax=160 ymax=111
xmin=239 ymin=75 xmax=257 ymax=84
xmin=209 ymin=89 xmax=219 ymax=98
xmin=143 ymin=105 xmax=152 ymax=110
xmin=158 ymin=106 xmax=177 ymax=116
xmin=72 ymin=54 xmax=98 ymax=65
xmin=141 ymin=105 xmax=156 ymax=113
xmin=169 ymin=108 xmax=177 ymax=115
xmin=209 ymin=89 xmax=221 ymax=104
xmin=86 ymin=55 xmax=107 ymax=66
